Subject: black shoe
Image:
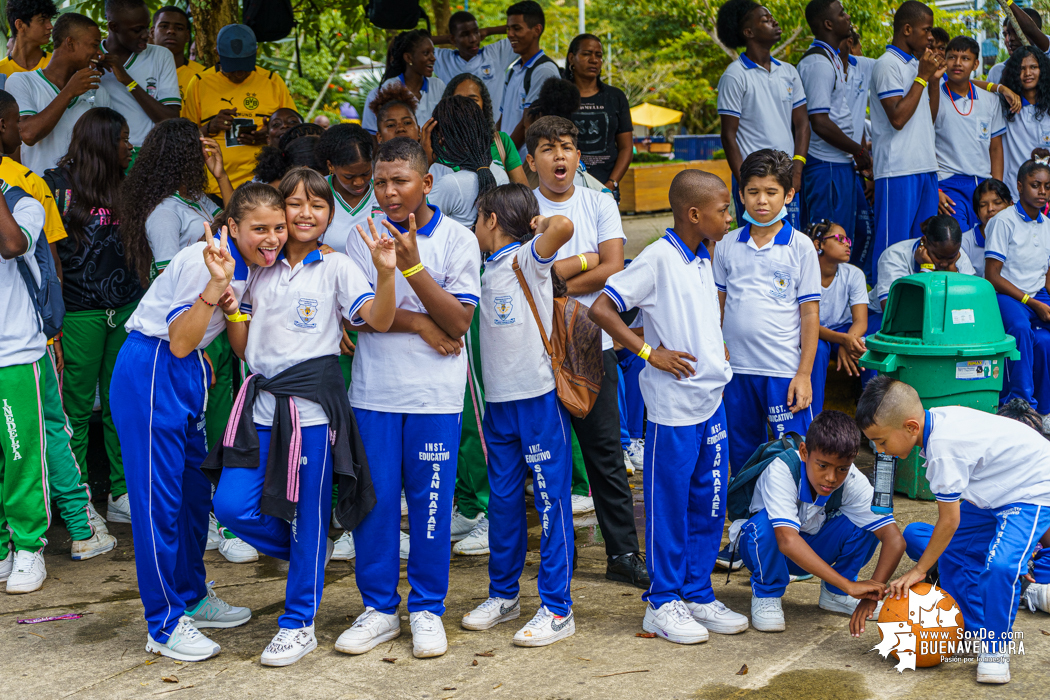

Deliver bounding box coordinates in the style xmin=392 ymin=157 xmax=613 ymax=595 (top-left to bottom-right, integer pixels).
xmin=606 ymin=552 xmax=650 ymax=589
xmin=714 ymin=544 xmax=744 ymax=571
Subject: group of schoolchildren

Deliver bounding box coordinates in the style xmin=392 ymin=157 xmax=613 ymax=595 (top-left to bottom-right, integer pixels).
xmin=0 ymin=0 xmax=1049 ymax=689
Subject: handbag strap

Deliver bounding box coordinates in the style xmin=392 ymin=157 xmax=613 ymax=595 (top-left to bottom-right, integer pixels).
xmin=511 ymin=255 xmax=554 ymax=357
xmin=493 ymin=132 xmax=508 ymax=165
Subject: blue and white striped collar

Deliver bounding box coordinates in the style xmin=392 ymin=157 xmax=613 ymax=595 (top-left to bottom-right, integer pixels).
xmin=389 ymin=205 xmax=443 ymax=237
xmin=513 ymin=49 xmax=547 ymax=71
xmin=398 ymin=73 xmax=429 ymax=93
xmin=798 ymin=466 xmax=832 ymax=506
xmin=213 ymin=234 xmax=251 ymax=280
xmin=922 ymin=409 xmax=933 ymax=451
xmin=276 ymin=246 xmax=325 ymax=266
xmin=738 ymin=223 xmax=794 ymax=245
xmin=810 ymin=39 xmax=838 ymax=56
xmin=486 ymin=241 xmax=522 ymax=263
xmin=662 ymin=228 xmax=709 ymax=263
xmin=848 ymin=54 xmax=858 ymax=66
xmin=885 ymin=44 xmax=914 ymax=63
xmin=740 ymin=52 xmax=781 ymax=70
xmin=1015 ymin=200 xmax=1044 ymax=224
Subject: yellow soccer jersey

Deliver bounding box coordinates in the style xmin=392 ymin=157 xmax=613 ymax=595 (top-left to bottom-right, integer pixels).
xmin=0 ymin=51 xmax=50 ymax=79
xmin=183 ymin=66 xmax=295 ymax=192
xmin=176 ymin=60 xmax=204 ymax=106
xmin=0 ymin=156 xmax=65 ymax=243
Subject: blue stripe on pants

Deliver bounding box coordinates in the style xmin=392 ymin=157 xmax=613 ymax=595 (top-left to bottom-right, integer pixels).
xmin=110 ymin=331 xmax=210 ymax=643
xmin=803 ymin=158 xmax=857 ymax=237
xmin=352 ymin=409 xmax=461 ymax=615
xmin=938 ymin=174 xmax=983 ymax=232
xmin=723 ymin=373 xmax=814 ymax=475
xmin=740 ymin=508 xmax=878 ymax=598
xmin=733 ymin=174 xmax=802 ymax=230
xmin=213 ymin=424 xmax=333 ymax=628
xmin=872 ymin=172 xmax=939 ymax=284
xmin=642 ymin=403 xmax=729 ymax=607
xmin=998 ymin=290 xmax=1050 ymax=408
xmin=939 ymin=501 xmax=1050 ymax=643
xmin=616 ymin=348 xmax=646 ymax=440
xmin=483 ymin=391 xmax=574 ymax=615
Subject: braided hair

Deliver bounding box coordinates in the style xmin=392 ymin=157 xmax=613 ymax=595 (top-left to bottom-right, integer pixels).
xmin=442 ymin=73 xmax=496 ymax=138
xmin=430 ymin=95 xmax=496 ymax=204
xmin=382 ymin=29 xmax=432 ymax=82
xmin=565 ymin=33 xmax=603 ymax=84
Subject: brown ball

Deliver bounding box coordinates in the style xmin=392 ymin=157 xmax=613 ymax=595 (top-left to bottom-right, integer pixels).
xmin=877 ymin=583 xmax=964 ymax=668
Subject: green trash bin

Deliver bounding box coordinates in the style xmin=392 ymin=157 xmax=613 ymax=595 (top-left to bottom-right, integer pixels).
xmin=859 ymin=272 xmax=1020 ymax=499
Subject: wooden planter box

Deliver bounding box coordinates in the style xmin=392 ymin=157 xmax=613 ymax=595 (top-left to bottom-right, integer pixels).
xmin=619 ymin=160 xmax=732 ymax=214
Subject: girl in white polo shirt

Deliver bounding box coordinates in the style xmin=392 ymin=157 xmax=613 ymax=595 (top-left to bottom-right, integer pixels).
xmin=459 ymin=183 xmax=576 ymax=647
xmin=961 ymin=178 xmax=1012 ymax=278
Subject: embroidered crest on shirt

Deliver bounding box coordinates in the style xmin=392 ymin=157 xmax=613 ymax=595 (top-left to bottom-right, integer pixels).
xmin=978 ymin=120 xmax=990 ymax=141
xmin=480 ymin=64 xmax=493 ymax=79
xmin=146 ymin=78 xmax=158 ymax=98
xmin=294 ymin=297 xmax=319 ymax=329
xmin=243 ymin=92 xmax=260 ymax=110
xmin=493 ymin=295 xmax=516 ymax=325
xmin=769 ymin=269 xmax=792 ymax=299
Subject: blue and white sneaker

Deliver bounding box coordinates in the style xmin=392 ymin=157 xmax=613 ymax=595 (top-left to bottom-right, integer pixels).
xmin=714 ymin=544 xmax=744 ymax=571
xmin=186 ymin=583 xmax=252 ymax=629
xmin=146 ymin=616 xmax=220 ymax=662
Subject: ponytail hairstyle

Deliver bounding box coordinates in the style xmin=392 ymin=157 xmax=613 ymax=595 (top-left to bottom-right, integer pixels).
xmin=476 ymin=183 xmax=539 ymax=242
xmin=565 ymin=33 xmax=603 ymax=84
xmin=253 ymin=123 xmax=326 ymax=183
xmin=381 ymin=29 xmax=433 ymax=82
xmin=804 ymin=218 xmax=834 ymax=242
xmin=431 ymin=95 xmax=496 ymax=204
xmin=441 ymin=73 xmax=496 ymax=137
xmin=210 ymin=182 xmax=286 ymax=235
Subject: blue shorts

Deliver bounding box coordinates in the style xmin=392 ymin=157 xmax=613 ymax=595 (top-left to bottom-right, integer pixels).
xmin=803 ymin=158 xmax=857 ymax=237
xmin=873 ymin=172 xmax=939 ymax=284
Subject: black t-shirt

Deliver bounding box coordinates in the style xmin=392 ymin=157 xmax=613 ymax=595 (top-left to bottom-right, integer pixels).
xmin=45 ymin=168 xmax=144 ymax=313
xmin=571 ymin=84 xmax=633 ymax=184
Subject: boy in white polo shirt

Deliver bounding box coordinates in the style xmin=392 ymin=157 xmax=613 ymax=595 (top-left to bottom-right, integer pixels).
xmin=0 ymin=181 xmax=51 ymax=594
xmin=859 ymin=376 xmax=1050 ymax=684
xmin=6 ymin=13 xmax=110 ymax=175
xmin=716 ymin=0 xmax=809 ymax=230
xmin=335 ymin=138 xmax=481 ymax=660
xmin=935 ymin=36 xmax=1008 ymax=232
xmin=591 ymin=169 xmax=748 ymax=644
xmin=432 ymin=11 xmax=513 ymax=123
xmin=100 ymin=0 xmax=180 ymax=150
xmin=738 ymin=410 xmax=903 ymax=634
xmin=868 ymin=1 xmax=943 ymax=280
xmin=500 ymin=2 xmax=561 ymax=159
xmin=985 ymin=160 xmax=1050 ymax=411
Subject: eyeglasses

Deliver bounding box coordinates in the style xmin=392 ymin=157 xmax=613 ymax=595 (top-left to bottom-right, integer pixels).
xmin=823 ymin=232 xmax=852 ymax=247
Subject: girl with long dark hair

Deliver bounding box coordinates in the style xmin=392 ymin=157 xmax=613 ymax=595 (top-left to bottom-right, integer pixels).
xmin=1000 ymin=46 xmax=1050 ymax=200
xmin=442 ymin=73 xmax=528 ymax=185
xmin=361 ymin=29 xmax=447 ymax=135
xmin=44 ymin=107 xmax=142 ymax=521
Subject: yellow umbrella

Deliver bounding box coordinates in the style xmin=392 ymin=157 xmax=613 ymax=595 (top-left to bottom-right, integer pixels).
xmin=630 ymin=102 xmax=683 ymax=128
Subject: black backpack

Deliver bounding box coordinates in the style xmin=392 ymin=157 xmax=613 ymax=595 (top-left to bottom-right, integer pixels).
xmin=366 ymin=0 xmax=430 ymax=31
xmin=505 ymin=53 xmax=559 ymax=95
xmin=7 ymin=183 xmax=64 ymax=339
xmin=243 ymin=0 xmax=295 ymax=42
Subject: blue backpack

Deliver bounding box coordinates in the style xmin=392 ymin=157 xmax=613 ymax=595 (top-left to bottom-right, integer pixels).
xmin=725 ymin=432 xmax=844 ymax=523
xmin=7 ymin=183 xmax=64 ymax=339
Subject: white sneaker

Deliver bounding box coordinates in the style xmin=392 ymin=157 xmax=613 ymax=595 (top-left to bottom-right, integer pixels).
xmin=627 ymin=439 xmax=645 ymax=470
xmin=751 ymin=595 xmax=786 ymax=632
xmin=623 ymin=449 xmax=634 ymax=476
xmin=218 ymin=537 xmax=259 ymax=564
xmin=513 ymin=606 xmax=575 ymax=647
xmin=462 ymin=596 xmax=520 ymax=630
xmin=145 ymin=616 xmax=220 ymax=662
xmin=261 ymin=625 xmax=317 ymax=667
xmin=525 ymin=481 xmax=534 ymax=497
xmin=642 ymin=600 xmax=708 ymax=644
xmin=818 ymin=583 xmax=882 ymax=618
xmin=335 ymin=607 xmax=401 ymax=654
xmin=107 ymin=493 xmax=132 ymax=523
xmin=685 ymin=599 xmax=749 ymax=634
xmin=71 ymin=531 xmax=117 ymax=561
xmin=571 ymin=494 xmax=595 ymax=515
xmin=206 ymin=514 xmax=222 ymax=551
xmin=6 ymin=550 xmax=46 ymax=594
xmin=977 ymin=653 xmax=1011 ymax=684
xmin=87 ymin=502 xmax=109 ymax=535
xmin=186 ymin=583 xmax=252 ymax=628
xmin=331 ymin=511 xmax=342 ymax=529
xmin=452 ymin=514 xmax=489 ymax=555
xmin=332 ymin=531 xmax=355 ymax=561
xmin=401 ymin=490 xmax=408 ymax=517
xmin=450 ymin=505 xmax=481 ymax=542
xmin=400 ymin=531 xmax=410 ymax=560
xmin=0 ymin=547 xmax=11 ymax=582
xmin=410 ymin=610 xmax=447 ymax=658
xmin=1024 ymin=582 xmax=1050 ymax=613
xmin=324 ymin=537 xmax=335 ymax=568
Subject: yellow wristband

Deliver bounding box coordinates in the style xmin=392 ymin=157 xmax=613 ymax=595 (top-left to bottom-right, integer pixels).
xmin=224 ymin=312 xmax=251 ymax=322
xmin=126 ymin=80 xmax=138 ymax=92
xmin=792 ymin=155 xmax=806 ymax=164
xmin=920 ymin=263 xmax=935 ymax=270
xmin=986 ymin=82 xmax=997 ymax=93
xmin=402 ymin=262 xmax=425 ymax=278
xmin=1022 ymin=294 xmax=1031 ymax=305
xmin=577 ymin=254 xmax=588 ymax=272
xmin=1008 ymin=0 xmax=1015 ymax=6
xmin=637 ymin=343 xmax=652 ymax=361
xmin=914 ymin=77 xmax=928 ymax=88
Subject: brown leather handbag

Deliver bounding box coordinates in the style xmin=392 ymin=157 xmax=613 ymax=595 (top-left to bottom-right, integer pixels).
xmin=512 ymin=256 xmax=605 ymax=418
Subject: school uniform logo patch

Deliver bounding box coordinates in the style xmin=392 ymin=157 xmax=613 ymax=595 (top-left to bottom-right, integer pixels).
xmin=146 ymin=78 xmax=158 ymax=98
xmin=480 ymin=63 xmax=494 ymax=79
xmin=769 ymin=269 xmax=792 ymax=299
xmin=294 ymin=297 xmax=319 ymax=329
xmin=977 ymin=120 xmax=991 ymax=141
xmin=493 ymin=295 xmax=516 ymax=325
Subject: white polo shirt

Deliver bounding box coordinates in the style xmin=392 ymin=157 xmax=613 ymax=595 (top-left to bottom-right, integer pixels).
xmin=427 ymin=165 xmax=510 ymax=227
xmin=934 ymin=81 xmax=1006 ymax=181
xmin=434 ymin=38 xmax=517 ymax=122
xmin=146 ymin=194 xmax=223 ymax=274
xmin=479 ymin=237 xmax=556 ymax=403
xmin=717 ymin=54 xmax=806 ymax=162
xmin=99 ymin=44 xmax=180 ymax=146
xmin=869 ymin=238 xmax=976 ymax=312
xmin=500 ymin=51 xmax=561 ymax=159
xmin=349 ymin=206 xmax=481 ymax=414
xmin=124 ymin=236 xmax=251 ymax=348
xmin=1002 ymin=99 xmax=1050 ymax=201
xmin=713 ymin=223 xmax=822 ymax=378
xmin=961 ymin=224 xmax=987 ymax=277
xmin=750 ymin=453 xmax=896 ymax=535
xmin=242 ymin=249 xmax=374 ymax=426
xmin=6 ymin=69 xmax=111 ymax=175
xmin=923 ymin=406 xmax=1050 ymax=508
xmin=0 ymin=193 xmax=47 ymax=367
xmin=323 ymin=177 xmax=383 ymax=258
xmin=360 ymin=74 xmax=447 ymax=135
xmin=603 ymin=229 xmax=732 ymax=426
xmin=984 ymin=201 xmax=1050 ymax=294
xmin=846 ymin=55 xmax=876 ymax=143
xmin=819 ymin=262 xmax=868 ymax=328
xmin=535 ymin=185 xmax=627 ymax=351
xmin=797 ymin=41 xmax=854 ymax=164
xmin=869 ymin=45 xmax=937 ymax=179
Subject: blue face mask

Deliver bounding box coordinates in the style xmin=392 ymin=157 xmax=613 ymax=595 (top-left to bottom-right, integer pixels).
xmin=742 ymin=205 xmax=789 ymax=228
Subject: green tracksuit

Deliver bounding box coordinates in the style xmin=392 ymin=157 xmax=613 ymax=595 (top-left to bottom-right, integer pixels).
xmin=455 ymin=317 xmax=489 ymax=519
xmin=42 ymin=348 xmax=93 ymax=540
xmin=0 ymin=360 xmax=50 ymax=552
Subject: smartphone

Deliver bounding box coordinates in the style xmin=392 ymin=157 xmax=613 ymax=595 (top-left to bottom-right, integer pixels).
xmin=237 ymin=124 xmax=257 ymax=137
